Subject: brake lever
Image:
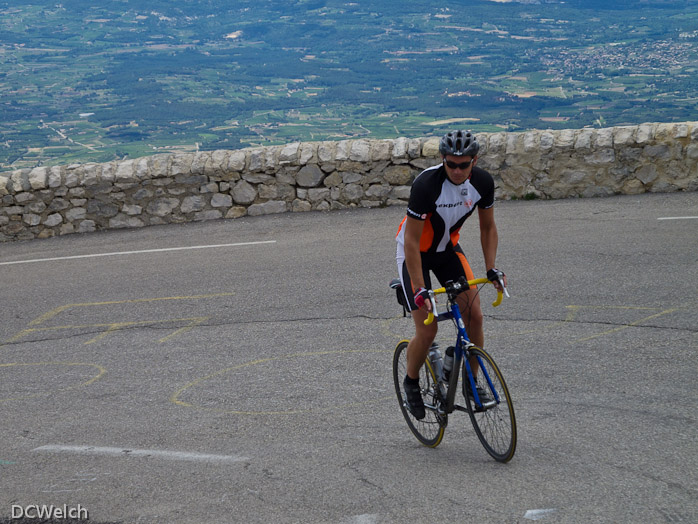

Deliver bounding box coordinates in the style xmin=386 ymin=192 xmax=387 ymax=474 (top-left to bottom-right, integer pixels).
xmin=424 ymin=290 xmax=438 ymax=325
xmin=499 ymin=277 xmax=511 ymax=298
xmin=429 ymin=292 xmax=438 ymax=316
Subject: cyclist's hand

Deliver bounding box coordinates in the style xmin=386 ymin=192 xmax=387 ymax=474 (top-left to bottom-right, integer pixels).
xmin=487 ymin=268 xmax=507 ymax=291
xmin=414 ymin=287 xmax=432 ymax=311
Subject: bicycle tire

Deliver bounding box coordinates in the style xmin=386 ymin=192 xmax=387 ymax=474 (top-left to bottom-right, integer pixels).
xmin=462 ymin=346 xmax=517 ymax=462
xmin=393 ymin=340 xmax=446 ymax=447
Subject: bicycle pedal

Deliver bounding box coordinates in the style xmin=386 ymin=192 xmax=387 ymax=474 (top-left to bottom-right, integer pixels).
xmin=474 ymin=400 xmax=497 ymax=412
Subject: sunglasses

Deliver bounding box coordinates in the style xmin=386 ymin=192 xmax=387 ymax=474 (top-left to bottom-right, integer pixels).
xmin=444 ymin=158 xmax=474 ymax=170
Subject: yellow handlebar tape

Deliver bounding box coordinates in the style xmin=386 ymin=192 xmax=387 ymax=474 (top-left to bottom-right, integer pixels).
xmin=423 ymin=279 xmax=503 ymax=325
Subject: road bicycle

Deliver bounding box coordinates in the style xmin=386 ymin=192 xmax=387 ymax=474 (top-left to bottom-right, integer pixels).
xmin=390 ymin=275 xmax=517 ymax=462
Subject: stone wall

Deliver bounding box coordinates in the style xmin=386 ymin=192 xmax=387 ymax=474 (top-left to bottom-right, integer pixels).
xmin=1 ymin=122 xmax=696 ymax=241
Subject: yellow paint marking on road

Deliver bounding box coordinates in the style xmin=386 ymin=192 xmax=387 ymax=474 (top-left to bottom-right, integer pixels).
xmin=2 ymin=329 xmax=35 ymax=346
xmin=29 ymin=305 xmax=74 ymax=327
xmin=4 ymin=318 xmax=211 ymax=346
xmin=577 ymin=309 xmax=680 ymax=342
xmin=84 ymin=323 xmax=127 ymax=345
xmin=28 ymin=293 xmax=234 ymax=326
xmin=158 ymin=317 xmax=210 ymax=343
xmin=170 ymin=349 xmax=392 ymax=416
xmin=565 ymin=305 xmax=681 ymax=342
xmin=0 ymin=362 xmax=106 ymax=402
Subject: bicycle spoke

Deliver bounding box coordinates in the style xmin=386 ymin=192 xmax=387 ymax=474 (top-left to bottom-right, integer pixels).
xmin=464 ymin=347 xmax=517 ymax=462
xmin=393 ymin=340 xmax=446 ymax=447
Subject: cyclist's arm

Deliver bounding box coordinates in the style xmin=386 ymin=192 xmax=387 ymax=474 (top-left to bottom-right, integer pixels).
xmin=404 ymin=216 xmax=432 ymax=311
xmin=478 ymin=206 xmax=507 ymax=288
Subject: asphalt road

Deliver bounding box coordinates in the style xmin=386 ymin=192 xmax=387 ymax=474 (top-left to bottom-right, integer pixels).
xmin=1 ymin=192 xmax=696 ymax=524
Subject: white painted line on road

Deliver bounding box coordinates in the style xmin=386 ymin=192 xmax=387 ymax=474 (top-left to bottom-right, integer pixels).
xmin=657 ymin=216 xmax=698 ymax=220
xmin=33 ymin=445 xmax=250 ymax=464
xmin=524 ymin=509 xmax=556 ymax=521
xmin=344 ymin=515 xmax=379 ymax=524
xmin=0 ymin=240 xmax=276 ymax=266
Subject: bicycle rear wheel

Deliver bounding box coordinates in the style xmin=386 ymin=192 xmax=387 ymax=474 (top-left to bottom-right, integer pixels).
xmin=463 ymin=347 xmax=516 ymax=462
xmin=393 ymin=340 xmax=446 ymax=447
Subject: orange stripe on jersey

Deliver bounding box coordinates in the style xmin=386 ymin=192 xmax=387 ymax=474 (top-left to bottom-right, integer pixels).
xmin=420 ymin=215 xmax=435 ymax=252
xmin=456 ymin=250 xmax=476 ymax=287
xmin=450 ymin=230 xmax=460 ymax=247
xmin=396 ymin=216 xmax=407 ymax=239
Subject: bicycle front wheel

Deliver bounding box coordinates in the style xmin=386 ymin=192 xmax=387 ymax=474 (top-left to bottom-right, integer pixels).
xmin=393 ymin=340 xmax=446 ymax=448
xmin=463 ymin=347 xmax=517 ymax=462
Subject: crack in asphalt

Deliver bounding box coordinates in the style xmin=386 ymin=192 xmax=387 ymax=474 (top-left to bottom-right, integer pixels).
xmin=1 ymin=313 xmax=695 ymax=349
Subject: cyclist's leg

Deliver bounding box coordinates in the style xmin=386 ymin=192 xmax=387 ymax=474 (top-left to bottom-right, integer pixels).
xmin=456 ymin=288 xmax=484 ymax=348
xmin=407 ymin=308 xmax=438 ymax=379
xmin=396 ymin=256 xmax=437 ymax=379
xmin=434 ymin=245 xmax=484 ymax=374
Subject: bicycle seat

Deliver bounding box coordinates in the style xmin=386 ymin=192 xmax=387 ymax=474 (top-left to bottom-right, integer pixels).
xmin=389 ymin=278 xmax=408 ymax=316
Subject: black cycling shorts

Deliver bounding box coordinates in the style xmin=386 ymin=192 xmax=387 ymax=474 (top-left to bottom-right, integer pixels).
xmin=396 ymin=244 xmax=475 ymax=312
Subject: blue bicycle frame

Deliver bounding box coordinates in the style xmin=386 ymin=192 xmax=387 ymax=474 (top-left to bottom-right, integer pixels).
xmin=436 ymin=300 xmax=500 ymax=410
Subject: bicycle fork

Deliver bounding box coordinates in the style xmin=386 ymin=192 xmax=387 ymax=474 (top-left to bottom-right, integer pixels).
xmin=464 ymin=354 xmax=500 ymax=409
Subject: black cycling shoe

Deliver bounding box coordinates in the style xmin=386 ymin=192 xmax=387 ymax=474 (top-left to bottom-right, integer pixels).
xmin=403 ymin=376 xmax=425 ymax=420
xmin=466 ymin=382 xmax=494 ymax=406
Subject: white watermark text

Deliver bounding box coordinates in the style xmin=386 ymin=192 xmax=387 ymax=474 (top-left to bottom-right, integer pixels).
xmin=11 ymin=504 xmax=89 ymax=520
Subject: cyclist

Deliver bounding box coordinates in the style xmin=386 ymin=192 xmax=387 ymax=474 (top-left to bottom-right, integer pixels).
xmin=395 ymin=130 xmax=507 ymax=419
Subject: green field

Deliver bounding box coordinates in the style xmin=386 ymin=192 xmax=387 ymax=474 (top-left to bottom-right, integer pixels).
xmin=1 ymin=0 xmax=697 ymax=170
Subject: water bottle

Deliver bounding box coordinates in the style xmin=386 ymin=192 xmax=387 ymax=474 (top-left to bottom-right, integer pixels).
xmin=427 ymin=343 xmax=443 ymax=382
xmin=428 ymin=343 xmax=447 ymax=398
xmin=442 ymin=346 xmax=455 ymax=382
